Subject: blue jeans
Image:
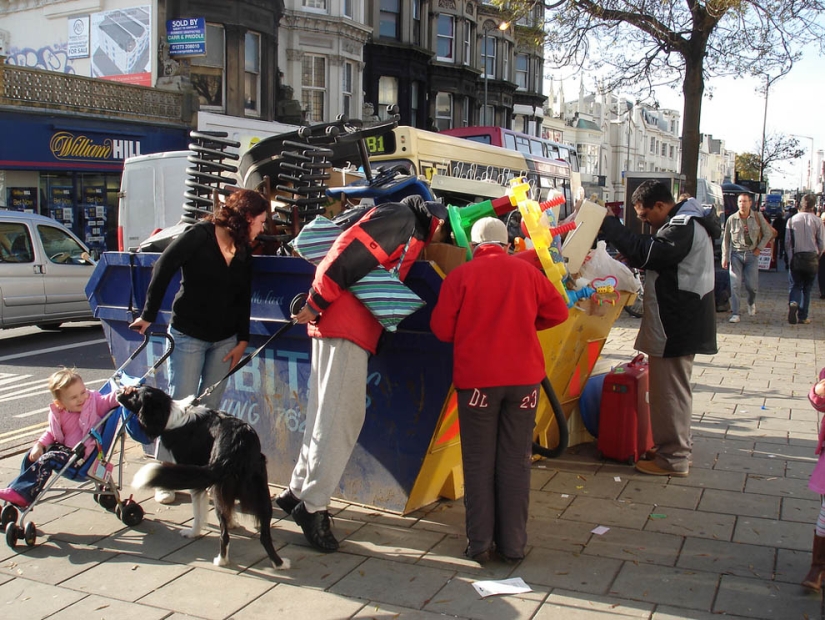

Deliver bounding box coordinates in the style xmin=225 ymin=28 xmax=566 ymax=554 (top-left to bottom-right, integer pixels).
xmin=10 ymin=446 xmax=72 ymax=504
xmin=789 ymin=267 xmax=816 ymax=321
xmin=729 ymin=250 xmax=759 ymax=315
xmin=168 ymin=326 xmax=236 ymax=409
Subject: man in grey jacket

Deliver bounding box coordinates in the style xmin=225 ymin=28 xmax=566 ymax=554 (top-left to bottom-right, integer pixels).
xmin=600 ymin=181 xmax=718 ymax=476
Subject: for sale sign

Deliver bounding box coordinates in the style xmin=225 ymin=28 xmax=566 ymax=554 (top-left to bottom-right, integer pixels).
xmin=167 ymin=17 xmax=206 ymax=57
xmin=67 ymin=16 xmax=90 ymax=59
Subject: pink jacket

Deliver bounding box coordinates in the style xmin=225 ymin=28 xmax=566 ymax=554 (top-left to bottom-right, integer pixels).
xmin=38 ymin=391 xmax=119 ymax=458
xmin=807 ymin=369 xmax=825 ymax=494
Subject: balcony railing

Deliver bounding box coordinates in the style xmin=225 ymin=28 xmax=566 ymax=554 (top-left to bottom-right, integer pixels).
xmin=0 ymin=62 xmax=189 ymax=125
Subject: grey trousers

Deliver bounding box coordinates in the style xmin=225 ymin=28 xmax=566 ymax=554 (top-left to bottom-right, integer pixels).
xmin=648 ymin=354 xmax=695 ymax=472
xmin=289 ymin=337 xmax=368 ymax=513
xmin=457 ymin=383 xmax=540 ymax=559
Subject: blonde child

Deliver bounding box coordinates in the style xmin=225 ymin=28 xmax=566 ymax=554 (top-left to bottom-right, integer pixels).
xmin=803 ymin=368 xmax=825 ymax=590
xmin=0 ymin=368 xmax=118 ymax=509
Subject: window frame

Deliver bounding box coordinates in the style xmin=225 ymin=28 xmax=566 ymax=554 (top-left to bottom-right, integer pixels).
xmin=244 ymin=31 xmax=261 ymax=117
xmin=437 ymin=15 xmax=455 ymax=62
xmin=301 ymin=54 xmax=327 ymax=123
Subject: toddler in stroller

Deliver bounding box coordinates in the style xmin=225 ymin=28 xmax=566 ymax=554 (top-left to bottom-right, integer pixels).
xmin=0 ymin=333 xmax=172 ymax=549
xmin=0 ymin=368 xmax=117 ymax=509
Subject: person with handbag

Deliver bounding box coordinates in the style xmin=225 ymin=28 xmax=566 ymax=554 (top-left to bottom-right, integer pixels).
xmin=785 ymin=194 xmax=825 ymax=324
xmin=720 ymin=193 xmax=775 ymax=324
xmin=278 ymin=195 xmax=449 ymax=552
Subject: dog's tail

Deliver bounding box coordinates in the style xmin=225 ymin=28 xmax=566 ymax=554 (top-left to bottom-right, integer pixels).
xmin=132 ymin=462 xmax=218 ymax=492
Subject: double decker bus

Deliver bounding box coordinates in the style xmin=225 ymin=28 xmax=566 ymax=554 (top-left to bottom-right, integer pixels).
xmin=365 ymin=126 xmax=573 ymax=217
xmin=441 ymin=126 xmax=582 ymax=200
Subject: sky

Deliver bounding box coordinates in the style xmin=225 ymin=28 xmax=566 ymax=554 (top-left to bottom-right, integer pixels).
xmin=558 ymin=43 xmax=825 ymax=191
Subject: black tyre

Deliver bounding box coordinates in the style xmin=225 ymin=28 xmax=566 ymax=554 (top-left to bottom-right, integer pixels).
xmin=1 ymin=504 xmax=18 ymax=529
xmin=23 ymin=521 xmax=36 ymax=547
xmin=120 ymin=501 xmax=144 ymax=527
xmin=5 ymin=522 xmax=18 ymax=549
xmin=36 ymin=322 xmax=63 ymax=331
xmin=95 ymin=493 xmax=117 ymax=512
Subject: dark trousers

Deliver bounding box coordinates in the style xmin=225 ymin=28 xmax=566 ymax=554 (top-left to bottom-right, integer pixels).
xmin=818 ymin=254 xmax=825 ymax=298
xmin=457 ymin=383 xmax=539 ymax=559
xmin=9 ymin=446 xmax=72 ymax=504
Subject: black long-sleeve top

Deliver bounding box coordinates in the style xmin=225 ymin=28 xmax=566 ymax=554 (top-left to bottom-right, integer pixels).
xmin=140 ymin=221 xmax=252 ymax=343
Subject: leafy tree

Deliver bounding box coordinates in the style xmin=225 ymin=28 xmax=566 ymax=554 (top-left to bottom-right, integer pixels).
xmin=501 ymin=0 xmax=824 ymax=195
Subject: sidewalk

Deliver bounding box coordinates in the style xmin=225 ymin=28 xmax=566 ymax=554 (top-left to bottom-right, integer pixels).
xmin=2 ymin=267 xmax=824 ymax=620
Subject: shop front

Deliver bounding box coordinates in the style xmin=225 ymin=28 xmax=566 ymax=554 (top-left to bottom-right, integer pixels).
xmin=0 ymin=112 xmax=188 ymax=256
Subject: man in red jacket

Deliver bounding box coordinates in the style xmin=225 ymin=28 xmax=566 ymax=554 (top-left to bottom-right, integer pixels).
xmin=278 ymin=196 xmax=448 ymax=552
xmin=430 ymin=217 xmax=568 ymax=563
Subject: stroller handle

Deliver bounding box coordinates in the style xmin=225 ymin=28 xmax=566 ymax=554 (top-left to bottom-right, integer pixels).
xmin=112 ymin=331 xmax=175 ymax=385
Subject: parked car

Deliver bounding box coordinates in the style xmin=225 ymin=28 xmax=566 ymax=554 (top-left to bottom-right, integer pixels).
xmin=0 ymin=210 xmax=97 ymax=330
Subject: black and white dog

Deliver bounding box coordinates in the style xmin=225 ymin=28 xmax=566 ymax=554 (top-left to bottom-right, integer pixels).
xmin=118 ymin=385 xmax=287 ymax=569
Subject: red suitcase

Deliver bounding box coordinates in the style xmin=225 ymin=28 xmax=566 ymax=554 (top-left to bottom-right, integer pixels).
xmin=597 ymin=353 xmax=654 ymax=464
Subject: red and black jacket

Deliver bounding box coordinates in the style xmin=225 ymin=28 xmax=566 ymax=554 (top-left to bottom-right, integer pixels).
xmin=306 ymin=199 xmax=442 ymax=353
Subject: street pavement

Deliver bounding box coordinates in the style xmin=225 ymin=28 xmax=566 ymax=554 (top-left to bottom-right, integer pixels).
xmin=1 ymin=266 xmax=824 ymax=619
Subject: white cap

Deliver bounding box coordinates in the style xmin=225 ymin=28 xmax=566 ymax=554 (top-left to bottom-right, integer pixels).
xmin=470 ymin=217 xmax=508 ymax=245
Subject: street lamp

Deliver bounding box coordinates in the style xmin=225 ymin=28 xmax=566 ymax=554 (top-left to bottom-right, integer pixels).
xmin=791 ymin=134 xmax=815 ymax=191
xmin=482 ymin=21 xmax=509 ymax=126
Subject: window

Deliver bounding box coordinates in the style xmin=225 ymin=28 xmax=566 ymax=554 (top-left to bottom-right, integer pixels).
xmin=437 ymin=15 xmax=455 ymax=61
xmin=302 ymin=55 xmax=326 ymax=122
xmin=502 ymin=42 xmax=508 ymax=82
xmin=0 ymin=224 xmax=33 ymax=263
xmin=244 ymin=31 xmax=260 ymax=116
xmin=462 ymin=97 xmax=469 ymax=127
xmin=435 ymin=92 xmax=453 ymax=131
xmin=661 ymin=142 xmax=667 ymax=157
xmin=669 ymin=145 xmax=675 ymax=159
xmin=411 ymin=81 xmax=419 ymax=127
xmin=412 ymin=0 xmax=421 ymax=45
xmin=481 ymin=103 xmax=494 ymax=125
xmin=380 ymin=0 xmax=400 ymax=39
xmin=343 ymin=0 xmax=352 ymax=18
xmin=38 ymin=224 xmax=87 ymax=264
xmin=463 ymin=23 xmax=471 ymax=65
xmin=481 ymin=35 xmax=496 ymax=78
xmin=342 ymin=62 xmax=353 ymax=118
xmin=650 ymin=137 xmax=656 ymax=154
xmin=190 ymin=24 xmax=225 ymax=111
xmin=378 ymin=76 xmax=398 ymax=120
xmin=303 ymin=0 xmax=327 ymax=10
xmin=515 ymin=54 xmax=528 ymax=89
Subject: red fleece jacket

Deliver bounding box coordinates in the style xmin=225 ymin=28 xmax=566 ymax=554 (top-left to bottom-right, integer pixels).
xmin=430 ymin=244 xmax=569 ymax=389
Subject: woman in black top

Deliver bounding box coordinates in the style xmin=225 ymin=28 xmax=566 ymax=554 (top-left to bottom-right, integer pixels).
xmin=129 ymin=189 xmax=267 ymax=404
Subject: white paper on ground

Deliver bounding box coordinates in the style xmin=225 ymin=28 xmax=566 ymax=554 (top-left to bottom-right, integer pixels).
xmin=472 ymin=577 xmax=533 ymax=598
xmin=591 ymin=525 xmax=610 ymax=535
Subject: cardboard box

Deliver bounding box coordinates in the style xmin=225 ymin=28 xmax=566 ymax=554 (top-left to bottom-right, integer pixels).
xmin=421 ymin=243 xmax=467 ymax=275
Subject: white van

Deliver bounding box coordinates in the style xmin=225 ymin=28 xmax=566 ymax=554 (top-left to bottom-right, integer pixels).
xmin=117 ymin=151 xmax=190 ymax=251
xmin=695 ymin=179 xmax=724 ymax=221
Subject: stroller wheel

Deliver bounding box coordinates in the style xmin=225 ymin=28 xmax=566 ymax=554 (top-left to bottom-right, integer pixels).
xmin=23 ymin=521 xmax=36 ymax=547
xmin=95 ymin=493 xmax=117 ymax=512
xmin=5 ymin=522 xmax=19 ymax=549
xmin=120 ymin=500 xmax=144 ymax=527
xmin=1 ymin=504 xmax=18 ymax=528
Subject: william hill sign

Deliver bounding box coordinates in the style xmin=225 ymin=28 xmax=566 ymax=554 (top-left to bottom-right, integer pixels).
xmin=50 ymin=131 xmax=143 ymax=161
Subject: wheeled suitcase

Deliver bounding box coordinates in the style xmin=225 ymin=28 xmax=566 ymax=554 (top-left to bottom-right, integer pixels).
xmin=597 ymin=353 xmax=654 ymax=464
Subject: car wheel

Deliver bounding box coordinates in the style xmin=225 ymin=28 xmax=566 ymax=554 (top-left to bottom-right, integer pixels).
xmin=36 ymin=323 xmax=63 ymax=331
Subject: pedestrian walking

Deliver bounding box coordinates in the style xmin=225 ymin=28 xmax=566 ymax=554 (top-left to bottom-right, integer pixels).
xmin=785 ymin=194 xmax=825 ymax=324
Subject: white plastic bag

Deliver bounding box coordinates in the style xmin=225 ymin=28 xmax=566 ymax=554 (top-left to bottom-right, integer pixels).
xmin=579 ymin=241 xmax=641 ymax=293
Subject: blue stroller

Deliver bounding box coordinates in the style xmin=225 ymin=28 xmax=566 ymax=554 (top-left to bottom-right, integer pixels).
xmin=1 ymin=333 xmax=173 ymax=549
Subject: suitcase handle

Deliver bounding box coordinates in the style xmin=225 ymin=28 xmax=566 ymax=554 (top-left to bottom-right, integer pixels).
xmin=628 ymin=353 xmax=646 ymax=367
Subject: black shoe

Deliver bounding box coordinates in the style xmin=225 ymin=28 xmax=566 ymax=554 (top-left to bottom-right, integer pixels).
xmin=495 ymin=551 xmax=524 ymax=565
xmin=275 ymin=488 xmax=300 ymax=515
xmin=789 ymin=302 xmax=799 ymax=325
xmin=464 ymin=546 xmax=492 ymax=564
xmin=292 ymin=501 xmax=339 ymax=552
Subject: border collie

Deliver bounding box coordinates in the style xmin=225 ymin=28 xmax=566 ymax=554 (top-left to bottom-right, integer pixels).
xmin=118 ymin=385 xmax=287 ymax=569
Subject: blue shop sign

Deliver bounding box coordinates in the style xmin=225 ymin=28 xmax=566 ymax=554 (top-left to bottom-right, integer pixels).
xmin=167 ymin=17 xmax=206 ymax=57
xmin=0 ymin=113 xmax=188 ymax=171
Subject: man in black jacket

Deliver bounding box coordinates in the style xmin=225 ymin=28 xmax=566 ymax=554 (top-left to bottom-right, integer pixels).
xmin=599 ymin=181 xmax=718 ymax=477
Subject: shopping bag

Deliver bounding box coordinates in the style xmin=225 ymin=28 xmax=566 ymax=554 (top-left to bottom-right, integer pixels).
xmin=292 ymin=216 xmax=425 ymax=332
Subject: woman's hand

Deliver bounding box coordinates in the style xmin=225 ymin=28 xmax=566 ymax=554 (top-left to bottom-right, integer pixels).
xmin=129 ymin=318 xmax=151 ymax=335
xmin=291 ymin=305 xmax=318 ymax=325
xmin=224 ymin=341 xmax=249 ymax=369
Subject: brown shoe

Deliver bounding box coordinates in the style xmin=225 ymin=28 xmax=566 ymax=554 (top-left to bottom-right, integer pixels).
xmin=635 ymin=459 xmax=689 ymax=477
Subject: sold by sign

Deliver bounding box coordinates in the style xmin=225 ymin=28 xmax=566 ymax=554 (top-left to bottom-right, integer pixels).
xmin=167 ymin=17 xmax=206 ymax=57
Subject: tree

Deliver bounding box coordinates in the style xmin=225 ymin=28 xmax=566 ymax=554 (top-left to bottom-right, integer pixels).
xmin=736 ymin=135 xmax=804 ymax=184
xmin=501 ymin=0 xmax=824 ymax=195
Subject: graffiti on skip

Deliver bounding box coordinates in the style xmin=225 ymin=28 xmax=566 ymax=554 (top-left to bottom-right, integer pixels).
xmin=6 ymin=44 xmax=76 ymax=73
